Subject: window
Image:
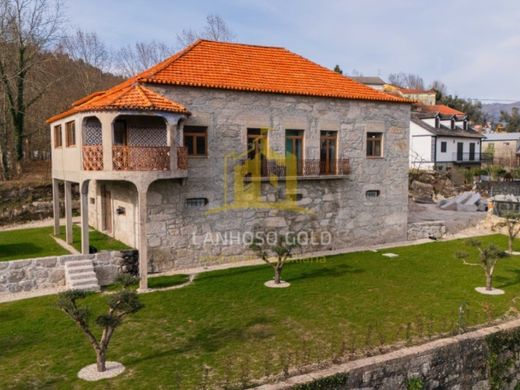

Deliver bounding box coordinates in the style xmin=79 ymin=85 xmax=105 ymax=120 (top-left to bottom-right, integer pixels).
xmin=184 ymin=126 xmax=207 ymax=156
xmin=65 ymin=121 xmax=76 ymax=147
xmin=185 ymin=198 xmax=209 ymax=208
xmin=54 ymin=125 xmax=62 ymax=148
xmin=366 ymin=190 xmax=380 ymax=199
xmin=366 ymin=132 xmax=383 ymax=157
xmin=320 ymin=131 xmax=337 ymax=175
xmin=440 ymin=141 xmax=447 ymax=153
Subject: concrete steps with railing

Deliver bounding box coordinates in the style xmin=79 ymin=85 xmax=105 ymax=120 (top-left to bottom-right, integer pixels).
xmin=64 ymin=259 xmax=100 ymax=292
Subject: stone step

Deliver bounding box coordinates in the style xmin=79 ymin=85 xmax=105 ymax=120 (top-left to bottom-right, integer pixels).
xmin=68 ymin=272 xmax=97 ymax=281
xmin=71 ymin=278 xmax=99 ymax=287
xmin=65 ymin=260 xmax=94 ymax=268
xmin=66 ymin=266 xmax=94 ymax=274
xmin=71 ymin=284 xmax=100 ymax=292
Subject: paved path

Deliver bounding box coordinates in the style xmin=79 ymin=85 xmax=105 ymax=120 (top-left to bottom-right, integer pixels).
xmin=0 ymin=216 xmax=80 ymax=232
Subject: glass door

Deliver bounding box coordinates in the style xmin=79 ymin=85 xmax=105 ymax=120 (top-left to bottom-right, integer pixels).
xmin=320 ymin=131 xmax=337 ymax=175
xmin=285 ymin=130 xmax=303 ymax=175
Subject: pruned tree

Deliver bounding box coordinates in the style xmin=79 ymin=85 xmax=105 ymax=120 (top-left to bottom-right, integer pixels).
xmin=176 ymin=14 xmax=235 ymax=48
xmin=57 ymin=276 xmax=143 ymax=372
xmin=114 ymin=40 xmax=174 ymax=77
xmin=455 ymin=239 xmax=507 ymax=291
xmin=493 ymin=211 xmax=520 ymax=255
xmin=250 ymin=234 xmax=299 ymax=285
xmin=0 ymin=0 xmax=63 ymax=174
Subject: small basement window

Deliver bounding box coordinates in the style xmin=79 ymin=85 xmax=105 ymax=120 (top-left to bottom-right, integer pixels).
xmin=366 ymin=190 xmax=380 ymax=199
xmin=185 ymin=198 xmax=209 ymax=208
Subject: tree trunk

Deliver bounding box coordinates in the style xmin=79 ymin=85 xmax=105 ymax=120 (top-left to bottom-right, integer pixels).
xmin=96 ymin=349 xmax=106 ymax=372
xmin=274 ymin=267 xmax=282 ymax=284
xmin=486 ymin=273 xmax=493 ymax=291
xmin=509 ymin=236 xmax=513 ymax=255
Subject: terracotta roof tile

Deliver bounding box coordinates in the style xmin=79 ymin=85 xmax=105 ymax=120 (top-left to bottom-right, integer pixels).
xmin=418 ymin=104 xmax=465 ymax=116
xmin=138 ymin=40 xmax=408 ymax=103
xmin=47 ymin=84 xmax=188 ymax=123
xmin=48 ymin=40 xmax=410 ymax=123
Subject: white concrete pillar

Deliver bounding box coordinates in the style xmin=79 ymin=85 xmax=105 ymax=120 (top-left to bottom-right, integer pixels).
xmin=52 ymin=178 xmax=60 ymax=236
xmin=137 ymin=189 xmax=148 ymax=291
xmin=80 ymin=181 xmax=89 ymax=254
xmin=167 ymin=121 xmax=178 ymax=171
xmin=64 ymin=181 xmax=73 ymax=244
xmin=99 ymin=113 xmax=116 ymax=171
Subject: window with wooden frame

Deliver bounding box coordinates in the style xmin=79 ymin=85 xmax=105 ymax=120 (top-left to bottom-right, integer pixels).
xmin=366 ymin=132 xmax=383 ymax=157
xmin=184 ymin=126 xmax=208 ymax=156
xmin=441 ymin=141 xmax=447 ymax=153
xmin=54 ymin=125 xmax=62 ymax=148
xmin=65 ymin=121 xmax=76 ymax=147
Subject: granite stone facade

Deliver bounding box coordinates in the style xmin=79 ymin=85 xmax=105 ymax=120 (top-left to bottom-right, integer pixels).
xmin=121 ymin=87 xmax=411 ymax=272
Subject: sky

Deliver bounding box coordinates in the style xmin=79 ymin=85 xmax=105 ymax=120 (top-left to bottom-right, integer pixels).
xmin=65 ymin=0 xmax=520 ymax=102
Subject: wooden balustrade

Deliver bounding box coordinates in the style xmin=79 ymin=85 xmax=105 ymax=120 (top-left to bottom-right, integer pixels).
xmin=82 ymin=145 xmax=103 ymax=171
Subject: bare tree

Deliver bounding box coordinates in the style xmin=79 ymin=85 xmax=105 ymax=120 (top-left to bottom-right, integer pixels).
xmin=388 ymin=72 xmax=425 ymax=90
xmin=0 ymin=0 xmax=63 ymax=174
xmin=176 ymin=14 xmax=235 ymax=48
xmin=59 ymin=29 xmax=112 ymax=93
xmin=493 ymin=211 xmax=520 ymax=255
xmin=114 ymin=40 xmax=174 ymax=77
xmin=429 ymin=80 xmax=447 ymax=96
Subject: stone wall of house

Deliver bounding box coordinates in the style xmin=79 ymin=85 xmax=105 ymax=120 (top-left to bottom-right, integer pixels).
xmin=0 ymin=250 xmax=137 ymax=294
xmin=258 ymin=319 xmax=520 ymax=390
xmin=142 ymin=87 xmax=410 ymax=272
xmin=407 ymin=221 xmax=446 ymax=241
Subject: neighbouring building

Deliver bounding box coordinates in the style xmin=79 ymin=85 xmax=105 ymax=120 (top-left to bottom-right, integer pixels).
xmin=350 ymin=76 xmax=386 ymax=91
xmin=48 ymin=40 xmax=411 ymax=288
xmin=409 ymin=104 xmax=485 ymax=169
xmin=482 ymin=132 xmax=520 ymax=168
xmin=384 ymin=86 xmax=437 ymax=106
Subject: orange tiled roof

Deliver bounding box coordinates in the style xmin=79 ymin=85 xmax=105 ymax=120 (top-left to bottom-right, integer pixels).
xmin=47 ymin=84 xmax=188 ymax=123
xmin=48 ymin=40 xmax=410 ymax=123
xmin=137 ymin=40 xmax=409 ymax=103
xmin=419 ymin=104 xmax=465 ymax=116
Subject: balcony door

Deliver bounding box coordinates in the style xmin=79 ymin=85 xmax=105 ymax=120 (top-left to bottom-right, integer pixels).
xmin=285 ymin=130 xmax=303 ymax=175
xmin=320 ymin=131 xmax=337 ymax=175
xmin=247 ymin=128 xmax=267 ymax=176
xmin=469 ymin=143 xmax=476 ymax=161
xmin=457 ymin=142 xmax=464 ymax=161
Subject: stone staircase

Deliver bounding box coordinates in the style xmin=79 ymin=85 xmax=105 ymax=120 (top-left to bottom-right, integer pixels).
xmin=64 ymin=259 xmax=100 ymax=291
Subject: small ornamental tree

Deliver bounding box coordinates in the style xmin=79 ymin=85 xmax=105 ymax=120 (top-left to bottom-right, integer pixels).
xmin=456 ymin=239 xmax=507 ymax=292
xmin=250 ymin=234 xmax=299 ymax=285
xmin=493 ymin=211 xmax=520 ymax=255
xmin=57 ymin=275 xmax=143 ymax=372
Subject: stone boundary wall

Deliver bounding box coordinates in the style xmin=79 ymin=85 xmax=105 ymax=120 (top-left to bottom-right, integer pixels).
xmin=478 ymin=180 xmax=520 ymax=196
xmin=255 ymin=318 xmax=520 ymax=389
xmin=407 ymin=221 xmax=446 ymax=241
xmin=0 ymin=250 xmax=137 ymax=294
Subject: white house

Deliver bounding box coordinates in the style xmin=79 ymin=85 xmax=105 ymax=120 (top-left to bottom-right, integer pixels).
xmin=410 ymin=107 xmax=485 ymax=170
xmin=350 ymin=76 xmax=386 ymax=91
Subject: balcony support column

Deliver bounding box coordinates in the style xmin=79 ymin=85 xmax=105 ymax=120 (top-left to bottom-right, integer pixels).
xmin=64 ymin=181 xmax=73 ymax=245
xmin=99 ymin=113 xmax=117 ymax=172
xmin=167 ymin=121 xmax=178 ymax=171
xmin=52 ymin=178 xmax=61 ymax=236
xmin=80 ymin=181 xmax=90 ymax=254
xmin=137 ymin=182 xmax=150 ymax=292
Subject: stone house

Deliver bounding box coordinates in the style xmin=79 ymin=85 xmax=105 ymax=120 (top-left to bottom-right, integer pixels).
xmin=482 ymin=132 xmax=520 ymax=168
xmin=48 ymin=40 xmax=411 ymax=289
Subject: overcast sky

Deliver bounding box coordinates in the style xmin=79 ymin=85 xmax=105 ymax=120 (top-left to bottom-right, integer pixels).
xmin=66 ymin=0 xmax=520 ymax=102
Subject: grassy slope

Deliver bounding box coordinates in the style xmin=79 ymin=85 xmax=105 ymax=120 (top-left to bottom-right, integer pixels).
xmin=1 ymin=235 xmax=520 ymax=388
xmin=0 ymin=227 xmax=68 ymax=261
xmin=57 ymin=225 xmax=131 ymax=252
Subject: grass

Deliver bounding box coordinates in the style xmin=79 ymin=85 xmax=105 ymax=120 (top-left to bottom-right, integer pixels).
xmin=2 ymin=234 xmax=520 ymax=388
xmin=57 ymin=224 xmax=131 ymax=252
xmin=0 ymin=226 xmax=68 ymax=261
xmin=0 ymin=224 xmax=130 ymax=262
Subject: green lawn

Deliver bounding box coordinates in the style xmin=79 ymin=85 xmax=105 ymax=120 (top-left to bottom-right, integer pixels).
xmin=0 ymin=226 xmax=69 ymax=261
xmin=2 ymin=235 xmax=520 ymax=389
xmin=57 ymin=224 xmax=131 ymax=252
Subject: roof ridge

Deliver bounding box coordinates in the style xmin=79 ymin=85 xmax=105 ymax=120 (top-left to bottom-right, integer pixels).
xmin=134 ymin=84 xmax=153 ymax=107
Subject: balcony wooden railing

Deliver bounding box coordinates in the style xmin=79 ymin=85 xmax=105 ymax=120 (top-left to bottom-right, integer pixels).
xmin=243 ymin=158 xmax=351 ymax=178
xmin=112 ymin=145 xmax=170 ymax=171
xmin=82 ymin=145 xmax=103 ymax=171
